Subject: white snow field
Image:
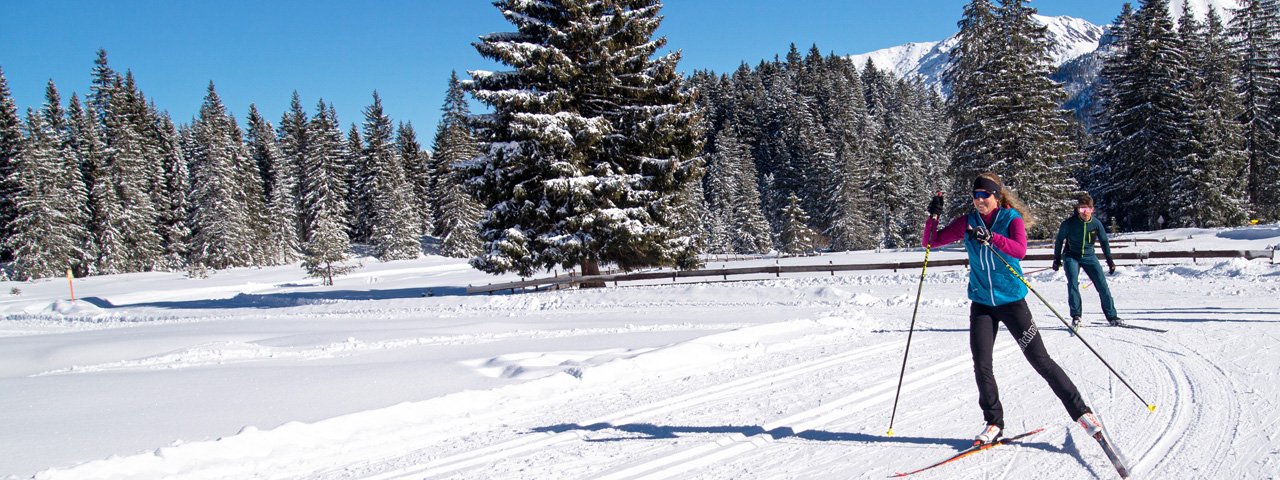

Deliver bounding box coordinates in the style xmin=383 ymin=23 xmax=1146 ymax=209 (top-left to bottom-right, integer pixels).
xmin=2 ymin=226 xmax=1278 ymax=479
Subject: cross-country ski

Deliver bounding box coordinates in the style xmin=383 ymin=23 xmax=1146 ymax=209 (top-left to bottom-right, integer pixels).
xmin=891 ymin=427 xmax=1046 ymax=477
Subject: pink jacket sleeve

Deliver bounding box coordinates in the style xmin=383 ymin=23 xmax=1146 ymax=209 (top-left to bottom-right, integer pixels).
xmin=990 ymin=217 xmax=1027 ymax=259
xmin=922 ymin=214 xmax=1027 ymax=260
xmin=922 ymin=216 xmax=967 ymax=248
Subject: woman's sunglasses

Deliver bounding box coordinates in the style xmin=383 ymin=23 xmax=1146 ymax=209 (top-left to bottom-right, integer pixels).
xmin=972 ymin=191 xmax=994 ymax=199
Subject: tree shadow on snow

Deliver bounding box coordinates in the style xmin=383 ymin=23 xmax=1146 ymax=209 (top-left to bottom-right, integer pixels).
xmin=530 ymin=422 xmax=1062 ymax=454
xmin=78 ymin=285 xmax=471 ymax=310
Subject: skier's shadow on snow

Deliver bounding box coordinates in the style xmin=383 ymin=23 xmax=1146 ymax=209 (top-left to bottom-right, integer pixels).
xmin=78 ymin=286 xmax=471 ymax=310
xmin=531 ymin=422 xmax=1062 ymax=454
xmin=1122 ymin=307 xmax=1280 ymax=324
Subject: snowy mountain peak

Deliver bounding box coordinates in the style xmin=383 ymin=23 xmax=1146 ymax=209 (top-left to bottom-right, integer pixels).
xmin=849 ymin=14 xmax=1104 ymax=89
xmin=1169 ymin=0 xmax=1239 ymax=20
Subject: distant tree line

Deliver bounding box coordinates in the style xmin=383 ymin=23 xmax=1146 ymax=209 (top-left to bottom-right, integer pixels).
xmin=0 ymin=51 xmax=482 ymax=282
xmin=2 ymin=0 xmax=1277 ymax=283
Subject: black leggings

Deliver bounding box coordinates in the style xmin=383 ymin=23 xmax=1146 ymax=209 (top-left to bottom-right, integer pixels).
xmin=970 ymin=299 xmax=1090 ymax=428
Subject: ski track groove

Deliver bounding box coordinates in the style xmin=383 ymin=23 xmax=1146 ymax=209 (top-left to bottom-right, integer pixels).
xmin=584 ymin=343 xmax=1021 ymax=480
xmin=1128 ymin=333 xmax=1238 ymax=478
xmin=332 ymin=338 xmax=907 ymax=480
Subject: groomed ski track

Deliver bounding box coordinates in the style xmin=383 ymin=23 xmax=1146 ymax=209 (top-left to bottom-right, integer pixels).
xmin=303 ymin=287 xmax=1271 ymax=479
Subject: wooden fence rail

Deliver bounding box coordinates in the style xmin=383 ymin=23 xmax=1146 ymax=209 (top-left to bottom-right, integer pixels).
xmin=465 ymin=248 xmax=1276 ymax=295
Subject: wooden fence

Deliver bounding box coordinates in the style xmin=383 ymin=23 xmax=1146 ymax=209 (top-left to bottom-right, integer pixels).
xmin=465 ymin=248 xmax=1276 ymax=295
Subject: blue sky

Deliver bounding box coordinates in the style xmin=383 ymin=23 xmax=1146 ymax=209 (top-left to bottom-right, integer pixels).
xmin=0 ymin=1 xmax=1129 ymax=140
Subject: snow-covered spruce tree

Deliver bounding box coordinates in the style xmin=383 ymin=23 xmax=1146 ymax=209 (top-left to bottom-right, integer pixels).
xmin=397 ymin=121 xmax=434 ymax=236
xmin=153 ymin=113 xmax=190 ymax=269
xmin=778 ymin=192 xmax=816 ymax=254
xmin=4 ymin=106 xmax=91 ymax=280
xmin=431 ymin=72 xmax=466 ymax=236
xmin=345 ymin=123 xmax=370 ymax=243
xmin=1170 ymin=5 xmax=1250 ymax=227
xmin=100 ymin=73 xmax=164 ymax=272
xmin=67 ymin=94 xmax=106 ymax=274
xmin=41 ymin=82 xmax=93 ymax=272
xmin=1228 ymin=0 xmax=1280 ymax=221
xmin=465 ymin=0 xmax=703 ymax=280
xmin=946 ymin=0 xmax=1082 ymax=237
xmin=437 ymin=171 xmax=483 ymax=258
xmin=0 ymin=67 xmax=26 ymax=263
xmin=187 ymin=83 xmax=258 ymax=270
xmin=943 ymin=0 xmax=1001 ymax=215
xmin=431 ymin=73 xmax=483 ymax=258
xmin=1091 ymin=0 xmax=1195 ymax=230
xmin=299 ymin=100 xmax=355 ymax=284
xmin=361 ymin=92 xmax=421 ymax=261
xmin=821 ymin=54 xmax=877 ymax=252
xmin=277 ymin=92 xmax=310 ymax=244
xmin=701 ymin=121 xmax=744 ymax=254
xmin=246 ymin=104 xmax=299 ymax=264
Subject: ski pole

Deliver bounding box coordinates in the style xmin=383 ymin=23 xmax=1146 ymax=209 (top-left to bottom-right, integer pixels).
xmin=887 ymin=192 xmax=941 ymax=436
xmin=977 ymin=240 xmax=1156 ymax=413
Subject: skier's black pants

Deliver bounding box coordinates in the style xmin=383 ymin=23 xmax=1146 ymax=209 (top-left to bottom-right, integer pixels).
xmin=969 ymin=299 xmax=1090 ymax=428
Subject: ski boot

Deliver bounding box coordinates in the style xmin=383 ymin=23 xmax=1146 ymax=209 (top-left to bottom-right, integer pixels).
xmin=1077 ymin=412 xmax=1103 ymax=436
xmin=1107 ymin=317 xmax=1127 ymax=327
xmin=1071 ymin=316 xmax=1083 ymax=331
xmin=974 ymin=424 xmax=1002 ymax=445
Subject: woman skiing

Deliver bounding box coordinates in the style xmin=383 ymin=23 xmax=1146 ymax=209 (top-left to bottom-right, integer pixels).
xmin=922 ymin=172 xmax=1101 ymax=444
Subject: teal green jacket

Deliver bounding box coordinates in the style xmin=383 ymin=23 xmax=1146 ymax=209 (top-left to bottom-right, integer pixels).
xmin=1054 ymin=215 xmax=1113 ymax=261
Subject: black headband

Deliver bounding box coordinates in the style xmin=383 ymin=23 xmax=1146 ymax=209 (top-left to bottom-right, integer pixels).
xmin=973 ymin=177 xmax=1002 ymax=196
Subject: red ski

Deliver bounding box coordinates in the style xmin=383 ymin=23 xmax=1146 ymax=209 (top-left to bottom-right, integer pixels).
xmin=1091 ymin=430 xmax=1132 ymax=478
xmin=890 ymin=427 xmax=1045 ymax=478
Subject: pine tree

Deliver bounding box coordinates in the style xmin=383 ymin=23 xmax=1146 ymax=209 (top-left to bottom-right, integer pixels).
xmin=431 ymin=74 xmax=483 ymax=258
xmin=438 ymin=174 xmax=483 ymax=258
xmin=101 ymin=74 xmax=163 ymax=271
xmin=467 ymin=0 xmax=703 ymax=279
xmin=246 ymin=104 xmax=299 ymax=264
xmin=42 ymin=82 xmax=93 ymax=272
xmin=88 ymin=49 xmax=116 ymax=123
xmin=0 ymin=67 xmax=25 ymax=263
xmin=277 ymin=92 xmax=309 ymax=245
xmin=944 ymin=0 xmax=1001 ymax=214
xmin=4 ymin=101 xmax=91 ymax=279
xmin=361 ymin=92 xmax=421 ymax=260
xmin=1092 ymin=0 xmax=1196 ymax=230
xmin=947 ymin=0 xmax=1082 ymax=237
xmin=702 ymin=121 xmax=743 ymax=254
xmin=154 ymin=113 xmax=190 ymax=269
xmin=778 ymin=192 xmax=816 ymax=254
xmin=345 ymin=121 xmax=372 ymax=243
xmin=397 ymin=121 xmax=434 ymax=236
xmin=300 ymin=100 xmax=355 ymax=284
xmin=1171 ymin=5 xmax=1250 ymax=227
xmin=1228 ymin=0 xmax=1280 ymax=220
xmin=187 ymin=83 xmax=262 ymax=270
xmin=67 ymin=93 xmax=108 ymax=274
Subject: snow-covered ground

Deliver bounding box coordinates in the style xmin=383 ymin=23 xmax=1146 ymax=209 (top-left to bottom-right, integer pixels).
xmin=2 ymin=226 xmax=1278 ymax=479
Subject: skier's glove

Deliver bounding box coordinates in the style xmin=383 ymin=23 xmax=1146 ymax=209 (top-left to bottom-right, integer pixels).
xmin=927 ymin=193 xmax=944 ymax=216
xmin=967 ymin=226 xmax=993 ymax=245
xmin=1107 ymin=258 xmax=1116 ymax=274
xmin=1052 ymin=258 xmax=1061 ymax=272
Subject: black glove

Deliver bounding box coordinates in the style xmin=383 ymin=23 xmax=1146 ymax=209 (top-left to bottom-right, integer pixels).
xmin=967 ymin=226 xmax=993 ymax=244
xmin=927 ymin=193 xmax=944 ymax=216
xmin=1052 ymin=258 xmax=1061 ymax=271
xmin=1107 ymin=258 xmax=1116 ymax=274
